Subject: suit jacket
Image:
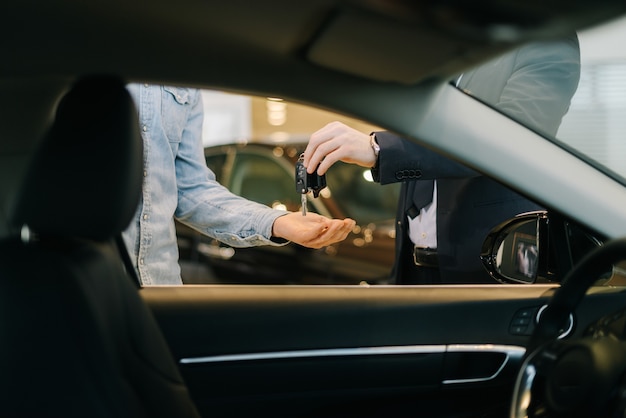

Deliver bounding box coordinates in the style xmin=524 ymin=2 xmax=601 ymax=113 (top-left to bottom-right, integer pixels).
xmin=374 ymin=34 xmax=581 ymax=284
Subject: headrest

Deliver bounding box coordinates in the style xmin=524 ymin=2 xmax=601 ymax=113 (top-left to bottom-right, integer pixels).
xmin=12 ymin=76 xmax=143 ymax=241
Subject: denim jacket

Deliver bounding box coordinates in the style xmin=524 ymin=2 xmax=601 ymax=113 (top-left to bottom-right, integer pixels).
xmin=123 ymin=84 xmax=286 ymax=285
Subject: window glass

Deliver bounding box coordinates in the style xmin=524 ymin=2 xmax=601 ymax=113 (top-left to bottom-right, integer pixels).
xmin=325 ymin=162 xmax=400 ymax=225
xmin=229 ymin=152 xmax=300 ymax=212
xmin=556 ymin=16 xmax=626 ymax=182
xmin=176 ymin=21 xmax=626 ymax=286
xmin=187 ymin=142 xmax=398 ymax=285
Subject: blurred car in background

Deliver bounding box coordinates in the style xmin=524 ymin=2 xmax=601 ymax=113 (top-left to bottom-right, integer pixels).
xmin=176 ymin=141 xmax=401 ymax=285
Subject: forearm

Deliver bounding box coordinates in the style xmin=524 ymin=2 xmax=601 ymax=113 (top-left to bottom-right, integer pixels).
xmin=176 ymin=183 xmax=288 ymax=248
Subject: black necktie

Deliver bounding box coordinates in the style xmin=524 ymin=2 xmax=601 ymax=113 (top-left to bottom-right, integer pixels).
xmin=406 ymin=180 xmax=434 ymax=219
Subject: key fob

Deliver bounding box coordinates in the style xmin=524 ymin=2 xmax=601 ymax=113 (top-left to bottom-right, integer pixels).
xmin=296 ymin=154 xmax=326 ymax=198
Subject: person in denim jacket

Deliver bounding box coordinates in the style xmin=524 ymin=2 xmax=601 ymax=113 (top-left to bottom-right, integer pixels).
xmin=123 ymin=84 xmax=355 ymax=285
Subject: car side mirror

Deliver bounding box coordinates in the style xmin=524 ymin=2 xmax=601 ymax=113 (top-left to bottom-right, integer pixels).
xmin=480 ymin=211 xmax=549 ymax=284
xmin=481 ymin=210 xmax=606 ymax=284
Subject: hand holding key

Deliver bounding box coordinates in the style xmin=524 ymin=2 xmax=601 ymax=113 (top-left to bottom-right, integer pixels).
xmin=274 ymin=153 xmax=352 ymax=247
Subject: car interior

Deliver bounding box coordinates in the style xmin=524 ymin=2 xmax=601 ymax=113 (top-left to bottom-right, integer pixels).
xmin=0 ymin=76 xmax=200 ymax=417
xmin=3 ymin=1 xmax=626 ymax=418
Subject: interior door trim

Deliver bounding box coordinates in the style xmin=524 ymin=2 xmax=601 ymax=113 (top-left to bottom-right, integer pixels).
xmin=444 ymin=344 xmax=525 ymax=384
xmin=180 ymin=343 xmax=525 ymax=385
xmin=180 ymin=344 xmax=447 ymax=364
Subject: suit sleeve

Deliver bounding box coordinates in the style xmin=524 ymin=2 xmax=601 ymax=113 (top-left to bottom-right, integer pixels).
xmin=495 ymin=34 xmax=581 ymax=137
xmin=374 ymin=131 xmax=478 ymax=185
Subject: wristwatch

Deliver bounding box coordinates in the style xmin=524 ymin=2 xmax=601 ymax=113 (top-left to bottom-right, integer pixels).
xmin=369 ymin=132 xmax=381 ymax=182
xmin=369 ymin=132 xmax=380 ymax=158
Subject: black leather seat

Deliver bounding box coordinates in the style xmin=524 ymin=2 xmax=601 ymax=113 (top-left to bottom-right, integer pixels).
xmin=0 ymin=77 xmax=200 ymax=417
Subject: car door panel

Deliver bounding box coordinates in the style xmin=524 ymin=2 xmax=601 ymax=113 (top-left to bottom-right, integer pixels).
xmin=141 ymin=285 xmax=626 ymax=418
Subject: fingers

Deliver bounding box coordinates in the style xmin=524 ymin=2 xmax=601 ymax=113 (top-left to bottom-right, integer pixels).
xmin=303 ymin=122 xmax=335 ymax=167
xmin=304 ymin=122 xmax=342 ymax=174
xmin=311 ymin=146 xmax=343 ymax=176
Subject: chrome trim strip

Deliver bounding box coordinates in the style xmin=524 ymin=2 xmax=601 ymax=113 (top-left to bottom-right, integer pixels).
xmin=180 ymin=344 xmax=526 ymax=385
xmin=179 ymin=345 xmax=446 ymax=364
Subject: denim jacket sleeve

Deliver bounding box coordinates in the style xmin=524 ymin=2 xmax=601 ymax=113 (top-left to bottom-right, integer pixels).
xmin=171 ymin=89 xmax=288 ymax=247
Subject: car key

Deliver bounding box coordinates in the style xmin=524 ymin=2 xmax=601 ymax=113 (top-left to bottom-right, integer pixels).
xmin=295 ymin=153 xmax=326 ymax=216
xmin=301 ymin=193 xmax=307 ymax=216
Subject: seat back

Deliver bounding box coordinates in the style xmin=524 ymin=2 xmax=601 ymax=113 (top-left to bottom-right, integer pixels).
xmin=0 ymin=76 xmax=200 ymax=417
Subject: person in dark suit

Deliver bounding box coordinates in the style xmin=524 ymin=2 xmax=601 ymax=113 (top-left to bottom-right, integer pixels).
xmin=303 ymin=35 xmax=581 ymax=284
